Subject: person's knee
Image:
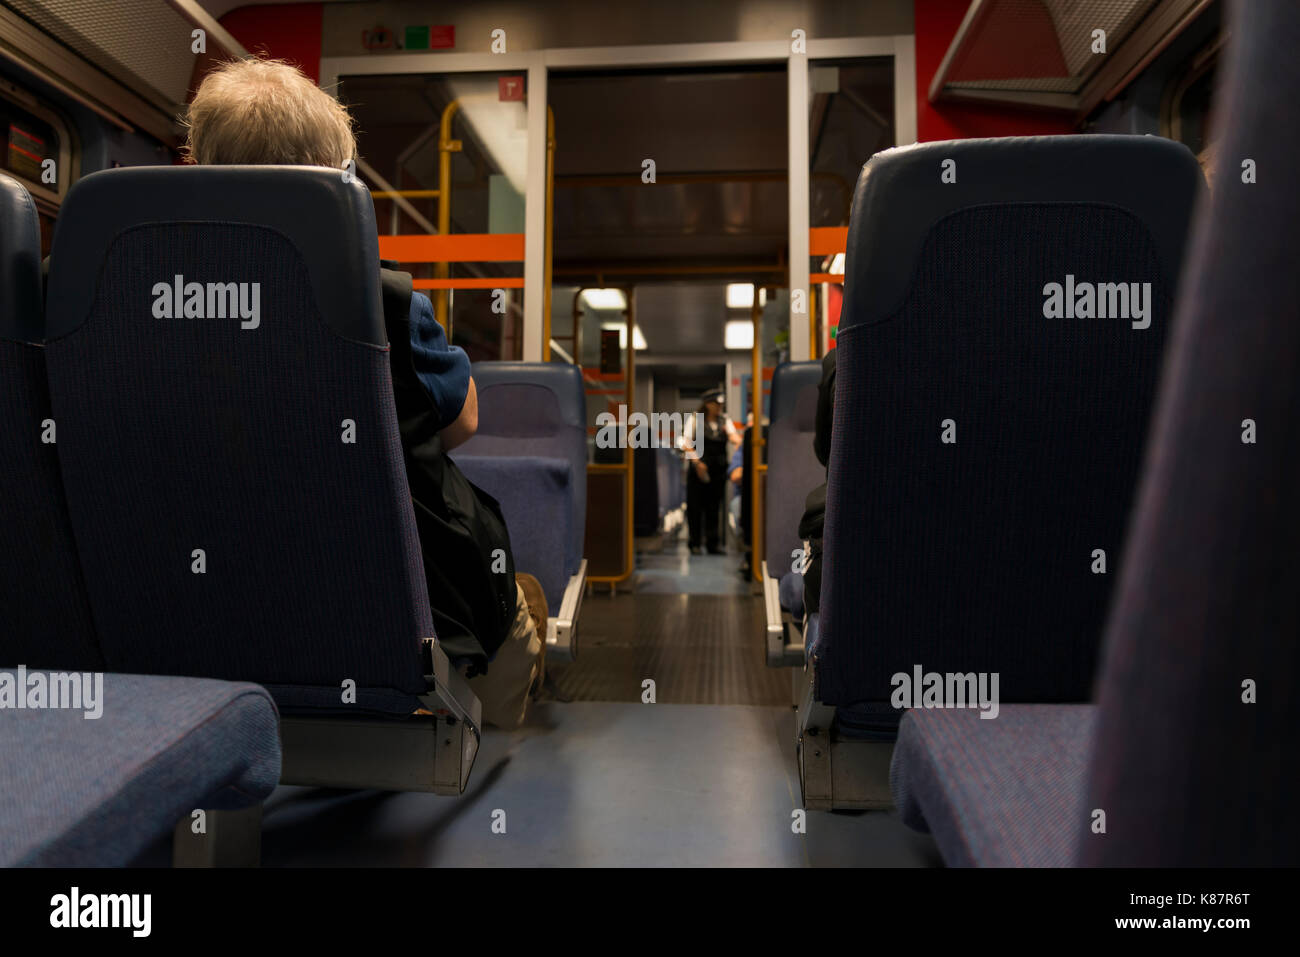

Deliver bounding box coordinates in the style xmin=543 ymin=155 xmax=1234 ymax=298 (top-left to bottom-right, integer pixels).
xmin=468 ymin=584 xmax=544 ymax=730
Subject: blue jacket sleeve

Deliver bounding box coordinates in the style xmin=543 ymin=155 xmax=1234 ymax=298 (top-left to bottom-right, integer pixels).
xmin=729 ymin=444 xmax=744 ymax=483
xmin=408 ymin=291 xmax=471 ymax=432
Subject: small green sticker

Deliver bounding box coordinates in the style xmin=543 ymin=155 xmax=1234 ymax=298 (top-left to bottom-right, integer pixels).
xmin=404 ymin=25 xmax=430 ymax=50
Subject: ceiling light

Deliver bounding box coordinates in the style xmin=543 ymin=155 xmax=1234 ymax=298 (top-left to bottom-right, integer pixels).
xmin=725 ymin=283 xmax=754 ymax=309
xmin=725 ymin=320 xmax=753 ymax=350
xmin=582 ymin=288 xmax=627 ymax=311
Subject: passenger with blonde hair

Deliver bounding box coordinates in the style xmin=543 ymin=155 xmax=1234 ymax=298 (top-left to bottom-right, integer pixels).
xmin=184 ymin=57 xmax=547 ymax=729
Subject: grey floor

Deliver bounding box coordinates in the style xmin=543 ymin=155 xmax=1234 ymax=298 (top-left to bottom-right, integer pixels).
xmin=255 ymin=541 xmax=939 ymax=867
xmin=546 ymin=592 xmax=789 ymax=705
xmin=260 ymin=700 xmax=938 ymax=866
xmin=633 ymin=540 xmax=753 ymax=596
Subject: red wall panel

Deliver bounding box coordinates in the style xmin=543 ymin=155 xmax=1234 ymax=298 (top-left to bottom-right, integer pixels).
xmin=220 ymin=3 xmax=324 ymax=83
xmin=914 ymin=0 xmax=1076 ymax=142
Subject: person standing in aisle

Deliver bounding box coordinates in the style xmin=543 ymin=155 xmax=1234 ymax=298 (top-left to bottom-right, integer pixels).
xmin=683 ymin=389 xmax=740 ymax=554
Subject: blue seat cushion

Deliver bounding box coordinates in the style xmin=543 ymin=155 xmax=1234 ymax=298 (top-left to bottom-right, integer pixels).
xmin=452 ymin=454 xmax=574 ymax=612
xmin=0 ymin=671 xmax=281 ymax=866
xmin=890 ymin=704 xmax=1095 ymax=867
xmin=779 ymin=571 xmax=804 ymax=620
xmin=834 ymin=701 xmax=900 ymax=741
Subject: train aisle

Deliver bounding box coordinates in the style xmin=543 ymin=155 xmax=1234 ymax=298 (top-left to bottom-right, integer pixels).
xmin=253 ymin=721 xmax=935 ymax=867
xmin=239 ymin=552 xmax=936 ymax=867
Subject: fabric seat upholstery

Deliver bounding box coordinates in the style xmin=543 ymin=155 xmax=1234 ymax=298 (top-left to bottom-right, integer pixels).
xmin=0 ymin=172 xmax=101 ymax=672
xmin=891 ymin=706 xmax=1094 ymax=867
xmin=765 ymin=361 xmax=822 ymax=592
xmin=454 ymin=361 xmax=587 ymax=610
xmin=818 ymin=135 xmax=1202 ymax=711
xmin=0 ymin=671 xmax=280 ymax=866
xmin=890 ymin=0 xmax=1300 ymax=867
xmin=43 ymin=166 xmax=433 ymax=716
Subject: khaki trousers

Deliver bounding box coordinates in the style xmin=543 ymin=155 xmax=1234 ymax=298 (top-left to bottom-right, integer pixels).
xmin=467 ymin=583 xmax=543 ymax=729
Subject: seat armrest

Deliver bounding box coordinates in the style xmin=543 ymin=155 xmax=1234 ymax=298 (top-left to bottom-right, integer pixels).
xmin=546 ymin=558 xmax=586 ymax=663
xmin=421 ymin=637 xmax=483 ymax=735
xmin=761 ymin=561 xmax=786 ymax=666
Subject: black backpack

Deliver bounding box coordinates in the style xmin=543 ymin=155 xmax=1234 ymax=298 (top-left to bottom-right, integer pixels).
xmin=380 ymin=267 xmax=516 ymax=675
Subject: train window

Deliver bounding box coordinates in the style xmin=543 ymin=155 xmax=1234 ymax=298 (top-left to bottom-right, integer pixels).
xmin=5 ymin=109 xmax=54 ymax=182
xmin=0 ymin=81 xmax=75 ymax=255
xmin=1162 ymin=35 xmax=1223 ymax=180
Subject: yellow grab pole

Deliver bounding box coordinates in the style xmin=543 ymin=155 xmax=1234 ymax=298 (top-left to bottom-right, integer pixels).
xmin=623 ymin=286 xmax=635 ymax=584
xmin=809 ymin=284 xmax=818 ymax=360
xmin=436 ymin=99 xmax=464 ymax=335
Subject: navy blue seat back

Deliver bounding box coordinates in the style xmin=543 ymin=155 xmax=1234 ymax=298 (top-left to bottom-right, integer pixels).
xmin=765 ymin=361 xmax=822 ymax=580
xmin=0 ymin=172 xmax=101 ymax=670
xmin=1082 ymin=0 xmax=1300 ymax=866
xmin=457 ymin=360 xmax=588 ymax=571
xmin=819 ymin=135 xmax=1202 ymax=708
xmin=43 ymin=166 xmax=431 ymax=715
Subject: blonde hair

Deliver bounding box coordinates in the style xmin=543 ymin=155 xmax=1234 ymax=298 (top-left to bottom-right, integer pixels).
xmin=183 ymin=58 xmax=356 ymax=168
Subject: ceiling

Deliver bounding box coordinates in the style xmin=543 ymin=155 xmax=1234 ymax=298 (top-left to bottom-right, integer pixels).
xmin=634 ymin=283 xmax=734 ymax=354
xmin=549 ymin=66 xmax=789 ymax=281
xmin=3 ymin=0 xmax=199 ymax=114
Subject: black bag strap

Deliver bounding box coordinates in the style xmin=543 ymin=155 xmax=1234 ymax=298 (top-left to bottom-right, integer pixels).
xmin=379 ymin=266 xmax=445 ymax=453
xmin=379 ymin=262 xmax=413 ymax=330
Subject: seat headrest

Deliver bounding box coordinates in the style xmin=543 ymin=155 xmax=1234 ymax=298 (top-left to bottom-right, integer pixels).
xmin=45 ymin=165 xmax=384 ymax=345
xmin=770 ymin=360 xmax=822 ymax=428
xmin=0 ymin=172 xmax=43 ymax=343
xmin=842 ymin=135 xmax=1203 ymax=329
xmin=471 ymin=361 xmax=586 ymax=429
xmin=476 ymin=383 xmax=566 ymax=437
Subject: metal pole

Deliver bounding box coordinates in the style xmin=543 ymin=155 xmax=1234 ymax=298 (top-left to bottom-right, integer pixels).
xmin=750 ymin=289 xmax=764 ymax=583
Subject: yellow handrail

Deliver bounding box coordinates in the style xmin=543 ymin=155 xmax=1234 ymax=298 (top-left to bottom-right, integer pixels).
xmin=586 ymin=285 xmax=637 ymax=586
xmin=435 ymin=98 xmax=464 ymax=332
xmin=434 ymin=96 xmax=552 ymax=350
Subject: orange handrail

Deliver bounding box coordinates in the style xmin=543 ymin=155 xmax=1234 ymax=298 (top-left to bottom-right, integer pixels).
xmin=809 ymin=226 xmax=848 ymax=256
xmin=378 ymin=233 xmax=524 ymax=263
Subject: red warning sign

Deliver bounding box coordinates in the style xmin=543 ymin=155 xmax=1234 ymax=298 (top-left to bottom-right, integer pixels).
xmin=499 ymin=76 xmax=524 ymax=101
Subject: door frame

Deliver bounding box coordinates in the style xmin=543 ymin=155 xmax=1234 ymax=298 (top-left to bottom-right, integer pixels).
xmin=321 ymin=34 xmax=915 ymax=363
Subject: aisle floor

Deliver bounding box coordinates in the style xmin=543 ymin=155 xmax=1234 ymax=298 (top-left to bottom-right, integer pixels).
xmin=254 ymin=557 xmax=938 ymax=867
xmin=260 ymin=700 xmax=939 ymax=867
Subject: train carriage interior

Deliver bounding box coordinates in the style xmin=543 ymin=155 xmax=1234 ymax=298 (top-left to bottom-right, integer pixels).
xmin=0 ymin=0 xmax=1296 ymax=915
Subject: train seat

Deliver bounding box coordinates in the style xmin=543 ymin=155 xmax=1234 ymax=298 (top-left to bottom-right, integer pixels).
xmin=1 ymin=171 xmax=281 ymax=866
xmin=0 ymin=172 xmax=101 ymax=673
xmin=890 ymin=705 xmax=1094 ymax=867
xmin=42 ymin=166 xmax=481 ymax=794
xmin=453 ymin=360 xmax=588 ymax=661
xmin=762 ymin=360 xmax=822 ymax=666
xmin=799 ymin=133 xmax=1204 ymax=809
xmin=633 ymin=445 xmax=659 ymax=536
xmin=1 ymin=670 xmax=281 ymax=867
xmin=656 ymin=446 xmax=685 ymax=532
xmin=890 ymin=0 xmax=1300 ymax=866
